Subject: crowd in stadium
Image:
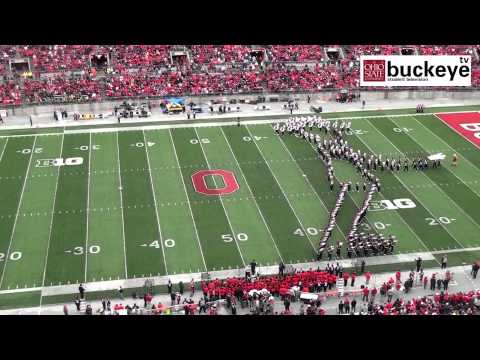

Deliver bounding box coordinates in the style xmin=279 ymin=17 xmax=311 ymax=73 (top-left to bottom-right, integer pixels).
xmin=68 ymin=260 xmax=480 ymax=315
xmin=1 ymin=45 xmax=480 ymax=106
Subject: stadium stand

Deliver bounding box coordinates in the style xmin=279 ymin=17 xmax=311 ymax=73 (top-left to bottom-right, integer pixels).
xmin=0 ymin=45 xmax=479 ymax=105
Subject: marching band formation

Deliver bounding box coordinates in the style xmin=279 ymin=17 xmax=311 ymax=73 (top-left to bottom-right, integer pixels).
xmin=317 ymin=183 xmax=349 ymax=257
xmin=274 ymin=115 xmax=399 ymax=260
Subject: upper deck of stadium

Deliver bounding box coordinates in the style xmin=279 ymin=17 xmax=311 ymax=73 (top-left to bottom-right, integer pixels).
xmin=1 ymin=45 xmax=480 ymax=107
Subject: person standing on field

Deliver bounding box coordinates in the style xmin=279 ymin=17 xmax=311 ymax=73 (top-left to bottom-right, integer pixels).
xmin=79 ymin=284 xmax=85 ymax=299
xmin=250 ymin=259 xmax=257 ymax=276
xmin=190 ymin=279 xmax=195 ymax=296
xmin=452 ymin=153 xmax=458 ymax=167
xmin=441 ymin=255 xmax=448 ymax=269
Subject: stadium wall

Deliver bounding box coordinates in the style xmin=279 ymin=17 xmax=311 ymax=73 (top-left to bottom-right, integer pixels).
xmin=5 ymin=89 xmax=480 ymax=117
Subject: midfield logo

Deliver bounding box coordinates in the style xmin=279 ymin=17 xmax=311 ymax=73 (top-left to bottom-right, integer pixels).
xmin=360 ymin=55 xmax=471 ymax=87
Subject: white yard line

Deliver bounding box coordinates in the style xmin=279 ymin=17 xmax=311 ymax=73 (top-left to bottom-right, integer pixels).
xmin=167 ymin=129 xmax=208 ymax=272
xmin=412 ymin=115 xmax=480 ymax=196
xmin=115 ymin=132 xmax=128 ymax=278
xmin=0 ymin=136 xmax=37 ymax=288
xmin=432 ymin=113 xmax=480 ymax=151
xmin=219 ymin=127 xmax=284 ymax=264
xmin=245 ymin=125 xmax=316 ymax=253
xmin=0 ymin=138 xmax=9 ymax=162
xmin=349 ymin=127 xmax=438 ymax=255
xmin=84 ymin=132 xmax=92 ymax=283
xmin=38 ymin=134 xmax=65 ymax=309
xmin=363 ymin=118 xmax=464 ymax=250
xmin=3 ymin=245 xmax=480 ymax=298
xmin=389 ymin=117 xmax=480 ymax=231
xmin=1 ymin=108 xmax=479 ymax=138
xmin=193 ymin=127 xmax=246 ymax=267
xmin=276 ymin=132 xmax=347 ymax=240
xmin=142 ymin=130 xmax=168 ymax=275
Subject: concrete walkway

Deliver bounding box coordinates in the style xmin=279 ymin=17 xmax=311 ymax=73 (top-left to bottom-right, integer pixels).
xmin=1 ymin=264 xmax=478 ymax=315
xmin=1 ymin=97 xmax=479 ymax=131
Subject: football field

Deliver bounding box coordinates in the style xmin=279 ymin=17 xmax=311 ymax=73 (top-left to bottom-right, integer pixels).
xmin=1 ymin=108 xmax=480 ymax=308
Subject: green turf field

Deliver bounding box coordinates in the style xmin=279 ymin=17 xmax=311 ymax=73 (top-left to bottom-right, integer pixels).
xmin=0 ymin=108 xmax=480 ymax=309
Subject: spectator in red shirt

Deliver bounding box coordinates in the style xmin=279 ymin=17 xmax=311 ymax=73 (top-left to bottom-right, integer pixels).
xmin=351 ymin=272 xmax=356 ymax=287
xmin=362 ymin=287 xmax=369 ymax=302
xmin=365 ymin=271 xmax=372 ymax=285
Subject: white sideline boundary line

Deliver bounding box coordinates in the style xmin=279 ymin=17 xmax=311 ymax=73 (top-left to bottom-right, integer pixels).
xmin=0 ymin=108 xmax=479 ymax=138
xmin=5 ymin=246 xmax=480 ymax=297
xmin=193 ymin=127 xmax=246 ymax=268
xmin=167 ymin=129 xmax=208 ymax=273
xmin=1 ymin=246 xmax=479 ymax=297
xmin=0 ymin=136 xmax=37 ymax=288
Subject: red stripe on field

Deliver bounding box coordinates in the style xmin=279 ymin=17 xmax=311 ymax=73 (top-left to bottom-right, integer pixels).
xmin=435 ymin=112 xmax=480 ymax=149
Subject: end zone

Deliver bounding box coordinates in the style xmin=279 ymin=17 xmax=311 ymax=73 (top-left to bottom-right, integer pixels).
xmin=435 ymin=112 xmax=480 ymax=149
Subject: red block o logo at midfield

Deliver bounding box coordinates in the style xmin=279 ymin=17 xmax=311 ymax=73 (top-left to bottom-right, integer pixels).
xmin=191 ymin=170 xmax=239 ymax=196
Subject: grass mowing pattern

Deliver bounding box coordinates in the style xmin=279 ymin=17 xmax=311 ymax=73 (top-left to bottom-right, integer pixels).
xmin=117 ymin=131 xmax=166 ymax=277
xmin=87 ymin=133 xmax=126 ymax=281
xmin=376 ymin=117 xmax=480 ymax=230
xmin=1 ymin=106 xmax=480 ymax=308
xmin=1 ymin=135 xmax=63 ymax=289
xmin=44 ymin=134 xmax=90 ymax=285
xmin=223 ymin=125 xmax=315 ymax=263
xmin=0 ymin=137 xmax=35 ymax=279
xmin=347 ymin=120 xmax=462 ymax=251
xmin=171 ymin=127 xmax=244 ymax=270
xmin=197 ymin=126 xmax=281 ymax=266
xmin=144 ymin=130 xmax=206 ymax=274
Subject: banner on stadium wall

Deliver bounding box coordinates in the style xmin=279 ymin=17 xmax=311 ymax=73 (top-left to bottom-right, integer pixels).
xmin=360 ymin=56 xmax=471 ymax=87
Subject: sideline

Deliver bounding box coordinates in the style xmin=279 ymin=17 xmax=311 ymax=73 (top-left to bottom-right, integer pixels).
xmin=0 ymin=108 xmax=479 ymax=138
xmin=1 ymin=246 xmax=479 ymax=297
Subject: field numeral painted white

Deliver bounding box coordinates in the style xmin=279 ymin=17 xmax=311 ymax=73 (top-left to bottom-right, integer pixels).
xmin=18 ymin=147 xmax=43 ymax=154
xmin=370 ymin=198 xmax=416 ymax=211
xmin=190 ymin=138 xmax=210 ymax=144
xmin=345 ymin=129 xmax=367 ymax=136
xmin=242 ymin=136 xmax=267 ymax=142
xmin=131 ymin=142 xmax=155 ymax=147
xmin=0 ymin=251 xmax=22 ymax=261
xmin=77 ymin=145 xmax=100 ymax=151
xmin=35 ymin=157 xmax=84 ymax=168
xmin=146 ymin=239 xmax=175 ymax=248
xmin=361 ymin=222 xmax=391 ymax=230
xmin=293 ymin=227 xmax=320 ymax=236
xmin=67 ymin=245 xmax=100 ymax=255
xmin=393 ymin=127 xmax=413 ymax=133
xmin=426 ymin=217 xmax=456 ymax=226
xmin=222 ymin=233 xmax=248 ymax=242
